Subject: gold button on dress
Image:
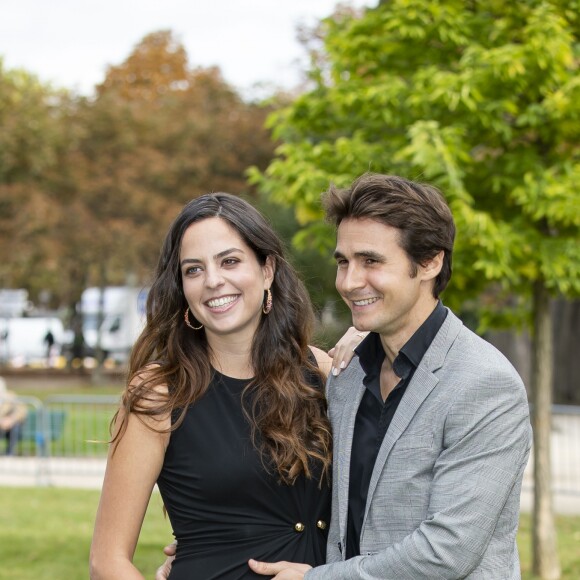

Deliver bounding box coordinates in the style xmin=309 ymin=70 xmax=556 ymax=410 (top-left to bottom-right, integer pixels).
xmin=294 ymin=522 xmax=305 ymax=532
xmin=316 ymin=520 xmax=327 ymax=530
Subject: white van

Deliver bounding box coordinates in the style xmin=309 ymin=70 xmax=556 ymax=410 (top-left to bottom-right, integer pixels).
xmin=0 ymin=317 xmax=66 ymax=367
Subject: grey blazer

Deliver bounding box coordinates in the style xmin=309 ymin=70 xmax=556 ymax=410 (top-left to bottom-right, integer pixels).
xmin=307 ymin=309 xmax=532 ymax=579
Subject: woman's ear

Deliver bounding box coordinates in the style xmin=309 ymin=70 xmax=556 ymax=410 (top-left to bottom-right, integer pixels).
xmin=263 ymin=255 xmax=276 ymax=288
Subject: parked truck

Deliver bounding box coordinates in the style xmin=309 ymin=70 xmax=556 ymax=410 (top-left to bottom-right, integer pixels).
xmin=80 ymin=286 xmax=148 ymax=363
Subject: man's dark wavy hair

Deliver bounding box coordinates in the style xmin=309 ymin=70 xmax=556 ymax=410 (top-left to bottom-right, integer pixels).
xmin=323 ymin=173 xmax=455 ymax=297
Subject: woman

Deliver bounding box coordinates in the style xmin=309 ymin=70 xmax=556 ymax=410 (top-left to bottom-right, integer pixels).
xmin=90 ymin=193 xmax=357 ymax=579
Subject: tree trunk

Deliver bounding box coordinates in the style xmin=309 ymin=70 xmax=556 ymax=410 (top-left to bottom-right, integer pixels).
xmin=531 ymin=281 xmax=560 ymax=579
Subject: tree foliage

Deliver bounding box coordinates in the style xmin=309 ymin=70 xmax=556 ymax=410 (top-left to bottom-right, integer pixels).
xmin=0 ymin=31 xmax=275 ymax=309
xmin=0 ymin=59 xmax=72 ymax=299
xmin=250 ymin=3 xmax=579 ymax=576
xmin=251 ymin=0 xmax=580 ymax=322
xmin=67 ymin=30 xmax=275 ymax=294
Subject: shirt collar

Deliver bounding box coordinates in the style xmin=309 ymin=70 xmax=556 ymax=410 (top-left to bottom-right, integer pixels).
xmin=400 ymin=300 xmax=447 ymax=368
xmin=356 ymin=332 xmax=385 ymax=380
xmin=355 ymin=301 xmax=447 ymax=380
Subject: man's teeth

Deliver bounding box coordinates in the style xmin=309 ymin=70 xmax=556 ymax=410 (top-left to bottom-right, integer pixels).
xmin=207 ymin=296 xmax=237 ymax=308
xmin=353 ymin=298 xmax=378 ymax=306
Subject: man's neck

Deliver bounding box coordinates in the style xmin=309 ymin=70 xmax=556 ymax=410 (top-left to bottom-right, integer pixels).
xmin=379 ymin=297 xmax=439 ymax=365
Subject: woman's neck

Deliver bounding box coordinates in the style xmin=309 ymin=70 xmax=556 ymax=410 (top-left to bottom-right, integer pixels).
xmin=206 ymin=333 xmax=254 ymax=379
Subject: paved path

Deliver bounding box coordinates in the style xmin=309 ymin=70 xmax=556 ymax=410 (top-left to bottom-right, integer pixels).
xmin=0 ymin=456 xmax=107 ymax=489
xmin=1 ymin=454 xmax=579 ymax=514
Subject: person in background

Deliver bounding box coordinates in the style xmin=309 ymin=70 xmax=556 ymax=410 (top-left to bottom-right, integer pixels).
xmin=44 ymin=329 xmax=55 ymax=367
xmin=90 ymin=192 xmax=361 ymax=580
xmin=0 ymin=376 xmax=28 ymax=456
xmin=249 ymin=174 xmax=532 ymax=579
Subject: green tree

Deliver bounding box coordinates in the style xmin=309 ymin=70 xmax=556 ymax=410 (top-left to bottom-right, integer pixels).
xmin=251 ymin=2 xmax=580 ymax=577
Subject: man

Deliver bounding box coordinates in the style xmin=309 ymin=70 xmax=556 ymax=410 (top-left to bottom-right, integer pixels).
xmin=249 ymin=174 xmax=532 ymax=579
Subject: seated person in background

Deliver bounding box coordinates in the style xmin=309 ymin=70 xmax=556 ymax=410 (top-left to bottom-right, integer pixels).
xmin=0 ymin=377 xmax=28 ymax=456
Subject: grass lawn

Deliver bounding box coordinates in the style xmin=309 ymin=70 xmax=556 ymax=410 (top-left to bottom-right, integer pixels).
xmin=4 ymin=378 xmax=579 ymax=578
xmin=518 ymin=512 xmax=580 ymax=579
xmin=0 ymin=487 xmax=579 ymax=580
xmin=0 ymin=487 xmax=172 ymax=580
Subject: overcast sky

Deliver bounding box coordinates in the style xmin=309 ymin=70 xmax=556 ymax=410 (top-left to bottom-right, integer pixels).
xmin=0 ymin=0 xmax=372 ymax=97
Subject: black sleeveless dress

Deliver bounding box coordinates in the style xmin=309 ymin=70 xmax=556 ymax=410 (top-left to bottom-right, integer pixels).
xmin=156 ymin=369 xmax=331 ymax=580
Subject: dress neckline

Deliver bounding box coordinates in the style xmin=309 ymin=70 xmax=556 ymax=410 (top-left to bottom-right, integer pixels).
xmin=212 ymin=368 xmax=254 ymax=384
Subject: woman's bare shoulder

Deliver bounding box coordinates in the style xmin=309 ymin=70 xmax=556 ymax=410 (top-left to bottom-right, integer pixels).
xmin=308 ymin=345 xmax=332 ymax=379
xmin=128 ymin=363 xmax=169 ymax=399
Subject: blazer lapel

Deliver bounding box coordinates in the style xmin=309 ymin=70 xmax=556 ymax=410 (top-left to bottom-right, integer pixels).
xmin=362 ymin=367 xmax=439 ymax=526
xmin=361 ymin=310 xmax=463 ymax=527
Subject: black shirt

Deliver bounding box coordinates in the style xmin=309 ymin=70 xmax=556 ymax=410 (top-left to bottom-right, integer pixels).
xmin=345 ymin=301 xmax=447 ymax=559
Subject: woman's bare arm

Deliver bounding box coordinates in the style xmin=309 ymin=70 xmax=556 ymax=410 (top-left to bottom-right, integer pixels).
xmin=90 ymin=387 xmax=170 ymax=579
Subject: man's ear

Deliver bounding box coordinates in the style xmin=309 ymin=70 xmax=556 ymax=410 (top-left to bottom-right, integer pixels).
xmin=421 ymin=250 xmax=444 ymax=281
xmin=263 ymin=255 xmax=276 ymax=288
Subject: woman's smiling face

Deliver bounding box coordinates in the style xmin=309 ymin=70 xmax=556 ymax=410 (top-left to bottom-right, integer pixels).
xmin=180 ymin=217 xmax=273 ymax=342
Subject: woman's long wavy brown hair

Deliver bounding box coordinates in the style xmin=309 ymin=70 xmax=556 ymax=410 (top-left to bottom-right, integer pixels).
xmin=112 ymin=193 xmax=332 ymax=485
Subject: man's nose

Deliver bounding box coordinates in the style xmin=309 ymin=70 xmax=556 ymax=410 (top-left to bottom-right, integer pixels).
xmin=339 ymin=265 xmax=364 ymax=294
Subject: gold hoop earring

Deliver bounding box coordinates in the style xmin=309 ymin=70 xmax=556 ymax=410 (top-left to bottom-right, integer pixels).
xmin=262 ymin=289 xmax=273 ymax=314
xmin=184 ymin=307 xmax=203 ymax=330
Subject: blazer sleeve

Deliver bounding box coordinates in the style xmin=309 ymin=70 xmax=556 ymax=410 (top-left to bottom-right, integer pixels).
xmin=307 ymin=366 xmax=532 ymax=580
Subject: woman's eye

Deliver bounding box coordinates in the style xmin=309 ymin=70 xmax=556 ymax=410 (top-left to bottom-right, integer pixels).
xmin=223 ymin=258 xmax=239 ymax=266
